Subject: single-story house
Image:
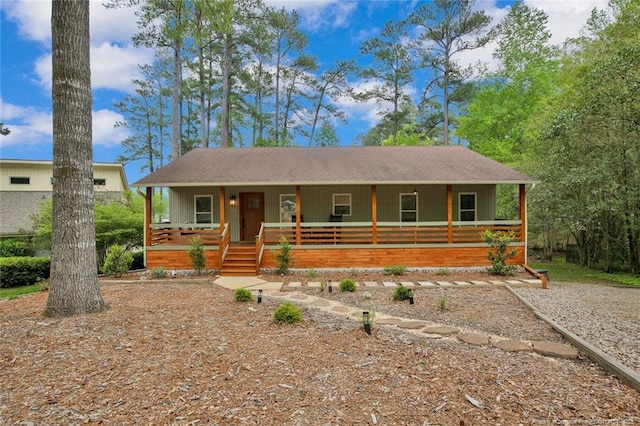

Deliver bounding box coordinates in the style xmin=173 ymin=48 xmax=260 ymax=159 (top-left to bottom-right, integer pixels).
xmin=132 ymin=146 xmax=535 ymax=275
xmin=0 ymin=159 xmax=128 ymax=238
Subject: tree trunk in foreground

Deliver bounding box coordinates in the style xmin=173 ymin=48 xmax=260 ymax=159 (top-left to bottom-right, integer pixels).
xmin=45 ymin=0 xmax=107 ymax=317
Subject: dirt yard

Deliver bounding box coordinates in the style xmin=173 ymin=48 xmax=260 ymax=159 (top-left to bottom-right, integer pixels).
xmin=1 ymin=278 xmax=638 ymax=425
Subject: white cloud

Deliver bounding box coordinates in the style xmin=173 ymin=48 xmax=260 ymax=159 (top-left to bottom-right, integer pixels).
xmin=0 ymin=0 xmax=140 ymax=45
xmin=93 ymin=109 xmax=129 ymax=147
xmin=264 ymin=0 xmax=357 ymax=31
xmin=0 ymin=98 xmax=129 ymax=149
xmin=34 ymin=43 xmax=155 ymax=93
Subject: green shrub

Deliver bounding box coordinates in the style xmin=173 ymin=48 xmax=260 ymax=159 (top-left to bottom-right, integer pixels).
xmin=189 ymin=237 xmax=206 ymax=274
xmin=339 ymin=278 xmax=357 ymax=292
xmin=234 ymin=288 xmax=254 ymax=302
xmin=482 ymin=230 xmax=518 ymax=276
xmin=438 ymin=292 xmax=448 ymax=310
xmin=0 ymin=257 xmax=50 ymax=288
xmin=274 ymin=302 xmax=302 ymax=324
xmin=150 ymin=267 xmax=166 ymax=279
xmin=306 ymin=269 xmax=318 ymax=278
xmin=436 ymin=267 xmax=451 ymax=276
xmin=0 ymin=239 xmax=30 ymax=257
xmin=383 ymin=265 xmax=407 ymax=276
xmin=101 ymin=244 xmax=134 ymax=276
xmin=392 ymin=285 xmax=412 ymax=301
xmin=273 ymin=235 xmax=293 ymax=275
xmin=131 ymin=251 xmax=144 ymax=270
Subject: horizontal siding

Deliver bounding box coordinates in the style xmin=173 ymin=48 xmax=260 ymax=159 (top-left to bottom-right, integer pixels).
xmin=146 ymin=249 xmax=221 ymax=270
xmin=0 ymin=163 xmax=125 ymax=192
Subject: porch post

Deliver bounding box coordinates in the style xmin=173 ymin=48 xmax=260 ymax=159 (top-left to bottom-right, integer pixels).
xmin=519 ymin=184 xmax=526 ymax=244
xmin=295 ymin=185 xmax=301 ymax=245
xmin=371 ymin=185 xmax=378 ymax=244
xmin=144 ymin=186 xmax=152 ymax=247
xmin=219 ymin=186 xmax=226 ymax=230
xmin=446 ymin=184 xmax=453 ymax=243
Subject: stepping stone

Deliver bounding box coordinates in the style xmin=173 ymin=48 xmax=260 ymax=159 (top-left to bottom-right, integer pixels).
xmin=363 ymin=281 xmax=379 ymax=287
xmin=397 ymin=321 xmax=427 ymax=330
xmin=307 ymin=281 xmax=321 ymax=288
xmin=400 ymin=281 xmax=415 ymax=287
xmin=523 ymin=279 xmax=543 ymax=284
xmin=288 ymin=281 xmax=302 ymax=288
xmin=332 ymin=306 xmax=352 ymax=314
xmin=457 ymin=333 xmax=490 ymax=346
xmin=489 ymin=280 xmax=505 ymax=285
xmin=471 ymin=280 xmax=490 ymax=286
xmin=310 ymin=300 xmax=331 ymax=307
xmin=382 ymin=281 xmax=397 ymax=287
xmin=506 ymin=280 xmax=523 ymax=285
xmin=493 ymin=340 xmax=532 ymax=353
xmin=376 ymin=318 xmax=402 ymax=325
xmin=417 ymin=281 xmax=436 ymax=287
xmin=532 ymin=341 xmax=579 ymax=359
xmin=423 ymin=326 xmax=459 ymax=336
xmin=290 ymin=293 xmax=308 ymax=299
xmin=436 ymin=281 xmax=453 ymax=287
xmin=454 ymin=281 xmax=471 ymax=286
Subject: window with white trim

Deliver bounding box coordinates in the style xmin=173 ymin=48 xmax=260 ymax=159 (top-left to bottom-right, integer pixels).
xmin=459 ymin=193 xmax=476 ymax=221
xmin=10 ymin=176 xmax=30 ymax=185
xmin=332 ymin=193 xmax=351 ymax=216
xmin=400 ymin=193 xmax=418 ymax=222
xmin=280 ymin=194 xmax=296 ymax=223
xmin=195 ymin=195 xmax=213 ymax=224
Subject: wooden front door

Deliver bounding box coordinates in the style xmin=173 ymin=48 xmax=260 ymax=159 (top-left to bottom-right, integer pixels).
xmin=240 ymin=192 xmax=264 ymax=242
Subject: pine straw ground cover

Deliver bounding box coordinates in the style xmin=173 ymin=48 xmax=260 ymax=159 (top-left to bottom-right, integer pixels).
xmin=1 ymin=280 xmax=638 ymax=425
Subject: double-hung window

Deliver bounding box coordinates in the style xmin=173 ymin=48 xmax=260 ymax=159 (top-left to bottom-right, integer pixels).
xmin=332 ymin=193 xmax=351 ymax=216
xmin=459 ymin=193 xmax=476 ymax=222
xmin=195 ymin=195 xmax=213 ymax=224
xmin=400 ymin=193 xmax=418 ymax=222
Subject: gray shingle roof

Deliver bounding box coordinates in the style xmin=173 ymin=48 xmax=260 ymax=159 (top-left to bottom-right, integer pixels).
xmin=132 ymin=146 xmax=535 ymax=187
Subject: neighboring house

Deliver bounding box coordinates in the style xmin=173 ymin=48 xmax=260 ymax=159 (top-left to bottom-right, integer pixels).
xmin=0 ymin=159 xmax=128 ymax=238
xmin=132 ymin=146 xmax=536 ymax=275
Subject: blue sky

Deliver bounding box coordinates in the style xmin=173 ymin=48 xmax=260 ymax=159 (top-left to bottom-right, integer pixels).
xmin=1 ymin=0 xmax=606 ymax=185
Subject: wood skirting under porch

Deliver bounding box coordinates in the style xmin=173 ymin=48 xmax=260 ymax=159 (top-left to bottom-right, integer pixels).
xmin=145 ymin=245 xmax=525 ymax=271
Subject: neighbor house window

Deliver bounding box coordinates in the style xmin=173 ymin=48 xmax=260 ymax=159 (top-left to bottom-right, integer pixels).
xmin=280 ymin=194 xmax=296 ymax=223
xmin=333 ymin=193 xmax=351 ymax=216
xmin=93 ymin=178 xmax=106 ymax=186
xmin=195 ymin=195 xmax=213 ymax=224
xmin=459 ymin=193 xmax=476 ymax=221
xmin=10 ymin=176 xmax=30 ymax=185
xmin=400 ymin=193 xmax=418 ymax=222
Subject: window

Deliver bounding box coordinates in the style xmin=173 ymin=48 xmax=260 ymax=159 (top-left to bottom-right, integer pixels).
xmin=332 ymin=193 xmax=351 ymax=216
xmin=459 ymin=193 xmax=476 ymax=221
xmin=400 ymin=193 xmax=418 ymax=222
xmin=93 ymin=178 xmax=106 ymax=186
xmin=10 ymin=176 xmax=30 ymax=185
xmin=280 ymin=194 xmax=296 ymax=223
xmin=195 ymin=195 xmax=213 ymax=224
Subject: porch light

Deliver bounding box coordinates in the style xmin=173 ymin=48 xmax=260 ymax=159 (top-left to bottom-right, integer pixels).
xmin=413 ymin=188 xmax=418 ymax=195
xmin=229 ymin=195 xmax=236 ymax=206
xmin=363 ymin=310 xmax=371 ymax=335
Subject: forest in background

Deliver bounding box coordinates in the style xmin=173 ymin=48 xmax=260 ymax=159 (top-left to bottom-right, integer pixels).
xmin=109 ymin=0 xmax=639 ymax=275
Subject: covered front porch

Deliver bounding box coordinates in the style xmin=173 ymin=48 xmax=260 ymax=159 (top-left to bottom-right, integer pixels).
xmin=141 ymin=183 xmax=527 ymax=274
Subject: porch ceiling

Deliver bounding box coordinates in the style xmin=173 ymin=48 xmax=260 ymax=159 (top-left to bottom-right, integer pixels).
xmin=132 ymin=146 xmax=536 ymax=187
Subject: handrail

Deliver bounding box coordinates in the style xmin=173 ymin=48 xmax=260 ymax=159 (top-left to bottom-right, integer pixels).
xmin=219 ymin=223 xmax=230 ymax=266
xmin=255 ymin=222 xmax=265 ymax=274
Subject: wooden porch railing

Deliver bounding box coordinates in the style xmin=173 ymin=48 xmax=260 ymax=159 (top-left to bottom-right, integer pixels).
xmin=218 ymin=223 xmax=231 ymax=266
xmin=255 ymin=222 xmax=265 ymax=274
xmin=149 ymin=223 xmax=220 ymax=246
xmin=262 ymin=220 xmax=522 ymax=246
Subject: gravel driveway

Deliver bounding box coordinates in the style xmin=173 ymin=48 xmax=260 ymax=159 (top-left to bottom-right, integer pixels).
xmin=514 ymin=282 xmax=640 ymax=374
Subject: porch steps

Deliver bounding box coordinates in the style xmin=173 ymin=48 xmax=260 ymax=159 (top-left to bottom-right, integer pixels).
xmin=220 ymin=245 xmax=258 ymax=276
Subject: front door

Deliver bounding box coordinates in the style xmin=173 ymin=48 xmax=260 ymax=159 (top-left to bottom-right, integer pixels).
xmin=240 ymin=192 xmax=264 ymax=242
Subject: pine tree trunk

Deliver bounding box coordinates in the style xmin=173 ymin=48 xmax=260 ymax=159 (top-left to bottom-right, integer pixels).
xmin=45 ymin=0 xmax=107 ymax=317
